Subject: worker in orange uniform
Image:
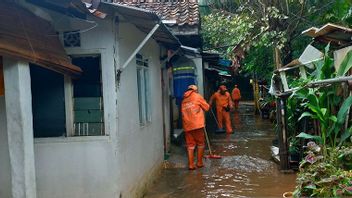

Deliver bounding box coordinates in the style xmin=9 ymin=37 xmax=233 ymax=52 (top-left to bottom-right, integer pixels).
xmin=231 ymin=84 xmax=241 ymax=110
xmin=209 ymin=85 xmax=233 ymax=134
xmin=181 ymin=85 xmax=210 ymax=170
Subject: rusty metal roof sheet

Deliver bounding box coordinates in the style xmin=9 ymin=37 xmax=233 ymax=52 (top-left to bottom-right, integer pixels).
xmin=302 ymin=23 xmax=352 ymax=48
xmin=0 ymin=2 xmax=82 ymax=76
xmin=109 ymin=0 xmax=199 ymax=27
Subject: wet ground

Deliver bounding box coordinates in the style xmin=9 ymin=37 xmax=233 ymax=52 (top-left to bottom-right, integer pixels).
xmin=144 ymin=103 xmax=296 ymax=198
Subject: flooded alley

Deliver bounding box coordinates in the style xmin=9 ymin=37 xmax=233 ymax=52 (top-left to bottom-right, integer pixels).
xmin=144 ymin=103 xmax=296 ymax=198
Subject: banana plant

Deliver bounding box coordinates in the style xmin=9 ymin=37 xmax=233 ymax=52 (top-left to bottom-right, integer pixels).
xmin=295 ymin=45 xmax=352 ymax=152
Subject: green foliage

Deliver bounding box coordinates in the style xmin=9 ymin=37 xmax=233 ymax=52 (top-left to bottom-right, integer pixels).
xmin=337 ymin=50 xmax=352 ymax=77
xmin=295 ymin=47 xmax=352 ymax=148
xmin=201 ymin=12 xmax=255 ymax=55
xmin=320 ymin=0 xmax=352 ymax=25
xmin=241 ymin=45 xmax=274 ymax=80
xmin=201 ymin=0 xmax=352 ymax=80
xmin=290 ymin=45 xmax=352 ymax=198
xmin=294 ymin=143 xmax=352 ymax=197
xmin=338 ymin=146 xmax=352 ymax=170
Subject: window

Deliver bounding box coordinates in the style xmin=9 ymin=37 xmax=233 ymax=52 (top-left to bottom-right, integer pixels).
xmin=71 ymin=55 xmax=104 ymax=136
xmin=30 ymin=55 xmax=104 ymax=138
xmin=136 ymin=54 xmax=151 ymax=125
xmin=30 ymin=65 xmax=66 ymax=137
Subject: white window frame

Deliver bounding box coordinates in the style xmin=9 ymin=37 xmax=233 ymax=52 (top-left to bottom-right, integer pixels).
xmin=136 ymin=54 xmax=151 ymax=125
xmin=64 ymin=49 xmax=109 ymax=137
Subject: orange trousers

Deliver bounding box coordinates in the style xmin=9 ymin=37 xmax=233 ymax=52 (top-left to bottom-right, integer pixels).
xmin=234 ymin=100 xmax=239 ymax=109
xmin=185 ymin=128 xmax=205 ymax=150
xmin=216 ymin=107 xmax=233 ymax=133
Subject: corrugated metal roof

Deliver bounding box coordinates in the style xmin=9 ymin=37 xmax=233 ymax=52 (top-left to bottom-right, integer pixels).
xmin=101 ymin=2 xmax=181 ymax=48
xmin=0 ymin=2 xmax=82 ymax=76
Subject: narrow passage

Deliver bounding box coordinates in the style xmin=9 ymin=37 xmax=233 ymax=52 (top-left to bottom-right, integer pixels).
xmin=144 ymin=103 xmax=296 ymax=198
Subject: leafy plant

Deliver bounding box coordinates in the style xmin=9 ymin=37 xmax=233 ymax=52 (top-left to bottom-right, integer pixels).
xmin=288 ymin=136 xmax=300 ymax=155
xmin=338 ymin=146 xmax=352 ymax=170
xmin=293 ymin=142 xmax=352 ymax=197
xmin=291 ymin=45 xmax=352 ymax=198
xmin=295 ymin=45 xmax=352 ymax=150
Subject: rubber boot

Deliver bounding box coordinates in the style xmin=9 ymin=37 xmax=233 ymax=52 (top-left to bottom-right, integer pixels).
xmin=196 ymin=147 xmax=205 ymax=168
xmin=187 ymin=149 xmax=196 ymax=170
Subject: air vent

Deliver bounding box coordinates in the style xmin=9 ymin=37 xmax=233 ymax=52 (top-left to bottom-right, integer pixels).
xmin=63 ymin=31 xmax=81 ymax=47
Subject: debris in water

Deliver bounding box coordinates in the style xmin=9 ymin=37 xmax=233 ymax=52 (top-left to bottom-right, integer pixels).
xmin=220 ymin=155 xmax=273 ymax=172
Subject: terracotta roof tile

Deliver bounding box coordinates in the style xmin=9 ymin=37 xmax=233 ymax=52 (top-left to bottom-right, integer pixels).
xmin=111 ymin=0 xmax=199 ymax=26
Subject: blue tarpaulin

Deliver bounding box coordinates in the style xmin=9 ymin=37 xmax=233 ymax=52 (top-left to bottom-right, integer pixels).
xmin=218 ymin=59 xmax=232 ymax=67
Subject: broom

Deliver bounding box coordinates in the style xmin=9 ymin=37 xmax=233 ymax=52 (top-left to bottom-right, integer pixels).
xmin=203 ymin=127 xmax=222 ymax=159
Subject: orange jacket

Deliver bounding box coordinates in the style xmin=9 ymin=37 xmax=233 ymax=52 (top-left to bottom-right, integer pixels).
xmin=181 ymin=90 xmax=210 ymax=132
xmin=232 ymin=88 xmax=241 ymax=100
xmin=209 ymin=91 xmax=233 ymax=110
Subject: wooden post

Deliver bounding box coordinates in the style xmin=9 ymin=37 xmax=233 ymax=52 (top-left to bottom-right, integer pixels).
xmin=278 ymin=96 xmax=290 ymax=170
xmin=252 ymin=73 xmax=260 ymax=114
xmin=255 ymin=80 xmax=260 ymax=114
xmin=274 ymin=47 xmax=290 ymax=170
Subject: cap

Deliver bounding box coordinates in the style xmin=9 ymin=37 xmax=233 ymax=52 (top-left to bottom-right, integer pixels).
xmin=188 ymin=85 xmax=198 ymax=91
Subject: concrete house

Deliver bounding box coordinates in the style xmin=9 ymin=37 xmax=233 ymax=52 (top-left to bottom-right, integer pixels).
xmin=108 ymin=0 xmax=204 ymax=139
xmin=0 ymin=0 xmax=181 ymax=197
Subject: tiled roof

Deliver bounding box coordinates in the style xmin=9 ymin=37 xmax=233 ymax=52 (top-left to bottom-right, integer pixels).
xmin=110 ymin=0 xmax=199 ymax=26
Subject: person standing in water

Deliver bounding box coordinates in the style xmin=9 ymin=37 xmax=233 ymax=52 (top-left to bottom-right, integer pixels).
xmin=181 ymin=85 xmax=210 ymax=170
xmin=209 ymin=85 xmax=233 ymax=134
xmin=231 ymin=84 xmax=241 ymax=111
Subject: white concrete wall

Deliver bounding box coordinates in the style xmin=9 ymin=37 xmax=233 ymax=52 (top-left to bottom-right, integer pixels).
xmin=10 ymin=3 xmax=166 ymax=197
xmin=0 ymin=2 xmax=169 ymax=197
xmin=32 ymin=11 xmax=120 ymax=198
xmin=117 ymin=21 xmax=164 ymax=197
xmin=0 ymin=96 xmax=11 ymax=198
xmin=34 ymin=138 xmax=119 ymax=198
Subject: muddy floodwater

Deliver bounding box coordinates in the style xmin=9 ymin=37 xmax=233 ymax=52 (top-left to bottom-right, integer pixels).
xmin=144 ymin=104 xmax=296 ymax=198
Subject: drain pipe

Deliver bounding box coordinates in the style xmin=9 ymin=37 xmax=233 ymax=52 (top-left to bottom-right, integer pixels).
xmin=121 ymin=23 xmax=160 ymax=70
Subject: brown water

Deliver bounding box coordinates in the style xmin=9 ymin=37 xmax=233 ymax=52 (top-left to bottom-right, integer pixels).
xmin=144 ymin=105 xmax=296 ymax=198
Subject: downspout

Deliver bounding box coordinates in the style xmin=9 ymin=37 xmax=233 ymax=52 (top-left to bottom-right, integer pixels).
xmin=120 ymin=23 xmax=160 ymax=70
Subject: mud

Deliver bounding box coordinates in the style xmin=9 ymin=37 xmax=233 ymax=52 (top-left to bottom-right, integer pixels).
xmin=144 ymin=104 xmax=296 ymax=198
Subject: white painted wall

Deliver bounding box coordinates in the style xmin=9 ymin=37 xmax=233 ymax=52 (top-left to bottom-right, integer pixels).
xmin=7 ymin=3 xmax=166 ymax=197
xmin=31 ymin=13 xmax=120 ymax=198
xmin=34 ymin=138 xmax=119 ymax=198
xmin=117 ymin=21 xmax=164 ymax=197
xmin=0 ymin=96 xmax=11 ymax=198
xmin=3 ymin=58 xmax=37 ymax=198
xmin=0 ymin=2 xmax=172 ymax=197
